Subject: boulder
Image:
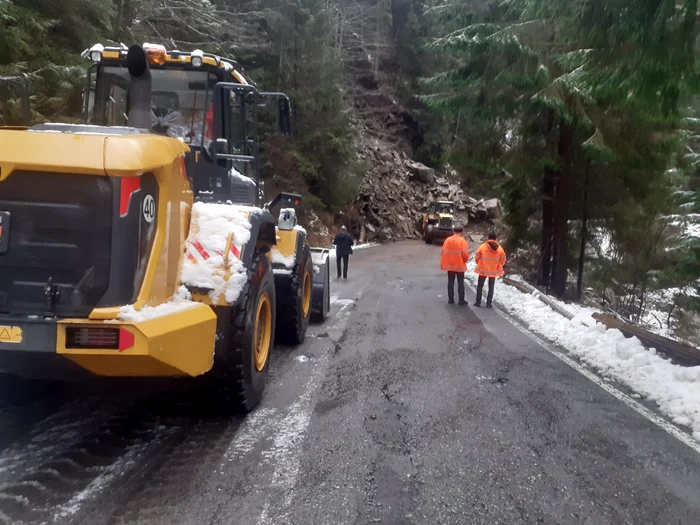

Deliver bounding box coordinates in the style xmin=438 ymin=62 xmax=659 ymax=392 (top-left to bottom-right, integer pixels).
xmin=483 ymin=198 xmax=502 ymax=219
xmin=407 ymin=162 xmax=435 ymax=184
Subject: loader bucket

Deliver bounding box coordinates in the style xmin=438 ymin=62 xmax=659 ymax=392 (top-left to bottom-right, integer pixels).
xmin=310 ymin=247 xmax=330 ymax=322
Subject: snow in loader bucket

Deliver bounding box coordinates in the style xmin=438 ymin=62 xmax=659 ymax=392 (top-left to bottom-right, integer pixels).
xmin=310 ymin=248 xmax=331 ymax=321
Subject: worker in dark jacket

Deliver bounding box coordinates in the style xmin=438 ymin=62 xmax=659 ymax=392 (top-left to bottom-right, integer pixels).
xmin=333 ymin=226 xmax=354 ymax=279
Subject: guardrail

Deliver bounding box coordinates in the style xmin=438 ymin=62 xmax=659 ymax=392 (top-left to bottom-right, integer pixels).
xmin=591 ymin=313 xmax=700 ymax=366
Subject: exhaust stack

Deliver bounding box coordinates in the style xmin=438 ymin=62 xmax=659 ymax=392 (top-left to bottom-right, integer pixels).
xmin=126 ymin=45 xmax=152 ymax=130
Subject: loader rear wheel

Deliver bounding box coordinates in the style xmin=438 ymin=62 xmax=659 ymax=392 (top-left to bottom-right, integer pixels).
xmin=276 ymin=245 xmax=313 ymax=345
xmin=223 ymin=253 xmax=276 ymax=413
xmin=311 ymin=257 xmax=330 ymax=323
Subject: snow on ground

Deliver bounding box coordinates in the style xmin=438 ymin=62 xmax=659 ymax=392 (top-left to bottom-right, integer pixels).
xmin=54 ymin=441 xmax=150 ymax=519
xmin=632 ymin=285 xmax=700 ymax=340
xmin=330 ymin=295 xmax=355 ymax=318
xmin=466 ymin=262 xmax=700 ymax=441
xmin=329 ymin=242 xmax=378 ymax=259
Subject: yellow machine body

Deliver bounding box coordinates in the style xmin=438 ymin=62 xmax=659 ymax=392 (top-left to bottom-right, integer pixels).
xmin=0 ymin=129 xmax=219 ymax=378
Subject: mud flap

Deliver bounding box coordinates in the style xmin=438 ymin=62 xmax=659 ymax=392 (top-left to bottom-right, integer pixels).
xmin=310 ymin=247 xmax=330 ymax=322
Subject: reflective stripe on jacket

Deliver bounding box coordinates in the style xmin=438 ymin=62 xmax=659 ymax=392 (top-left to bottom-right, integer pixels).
xmin=441 ymin=234 xmax=469 ymax=272
xmin=474 ymin=240 xmax=506 ymax=277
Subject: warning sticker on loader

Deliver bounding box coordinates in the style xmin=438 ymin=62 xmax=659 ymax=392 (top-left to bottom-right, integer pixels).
xmin=0 ymin=326 xmax=23 ymax=344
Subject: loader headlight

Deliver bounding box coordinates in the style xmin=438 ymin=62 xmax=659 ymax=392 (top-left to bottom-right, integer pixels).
xmin=86 ymin=43 xmax=104 ymax=62
xmin=191 ymin=49 xmax=204 ymax=67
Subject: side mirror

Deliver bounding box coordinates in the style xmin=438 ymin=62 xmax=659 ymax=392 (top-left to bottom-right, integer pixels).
xmin=279 ymin=98 xmax=291 ymax=135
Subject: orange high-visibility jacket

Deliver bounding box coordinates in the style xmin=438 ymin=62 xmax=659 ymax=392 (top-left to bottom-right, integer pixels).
xmin=474 ymin=240 xmax=506 ymax=277
xmin=441 ymin=234 xmax=470 ymax=272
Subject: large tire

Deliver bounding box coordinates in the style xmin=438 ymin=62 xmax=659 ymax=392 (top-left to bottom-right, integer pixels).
xmin=276 ymin=244 xmax=313 ymax=345
xmin=216 ymin=252 xmax=276 ymax=414
xmin=311 ymin=257 xmax=330 ymax=323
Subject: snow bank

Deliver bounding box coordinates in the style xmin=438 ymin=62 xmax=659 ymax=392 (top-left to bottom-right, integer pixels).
xmin=181 ymin=202 xmax=258 ymax=305
xmin=467 ymin=262 xmax=700 ymax=441
xmin=329 ymin=242 xmax=378 ymax=259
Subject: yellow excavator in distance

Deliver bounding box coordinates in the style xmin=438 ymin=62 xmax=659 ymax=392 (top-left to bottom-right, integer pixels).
xmin=0 ymin=43 xmax=331 ymax=413
xmin=421 ymin=200 xmax=456 ymax=244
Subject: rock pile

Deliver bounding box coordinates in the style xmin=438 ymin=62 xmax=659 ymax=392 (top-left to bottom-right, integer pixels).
xmin=352 ymin=146 xmax=503 ymax=242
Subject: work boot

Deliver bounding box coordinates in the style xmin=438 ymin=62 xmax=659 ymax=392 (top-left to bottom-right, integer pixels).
xmin=448 ymin=298 xmax=454 ymax=304
xmin=473 ymin=302 xmax=481 ymax=307
xmin=458 ymin=300 xmax=467 ymax=305
xmin=486 ymin=303 xmax=493 ymax=308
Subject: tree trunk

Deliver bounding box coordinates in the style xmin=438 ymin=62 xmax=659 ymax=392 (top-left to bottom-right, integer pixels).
xmin=540 ymin=169 xmax=554 ymax=288
xmin=551 ymin=121 xmax=574 ymax=298
xmin=539 ymin=110 xmax=556 ymax=288
xmin=577 ymin=164 xmax=589 ymax=302
xmin=114 ymin=0 xmax=125 ymax=40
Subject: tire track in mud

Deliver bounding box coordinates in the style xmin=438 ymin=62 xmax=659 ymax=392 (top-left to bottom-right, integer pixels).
xmin=0 ymin=266 xmax=374 ymax=525
xmin=77 ymin=417 xmax=238 ymax=525
xmin=93 ymin=288 xmax=367 ymax=525
xmin=0 ymin=382 xmax=198 ymax=525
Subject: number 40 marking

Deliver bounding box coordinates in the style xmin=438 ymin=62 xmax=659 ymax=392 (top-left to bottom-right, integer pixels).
xmin=143 ymin=195 xmax=156 ymax=223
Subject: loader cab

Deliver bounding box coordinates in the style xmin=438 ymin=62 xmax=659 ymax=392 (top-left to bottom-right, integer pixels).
xmin=83 ymin=44 xmax=291 ymax=207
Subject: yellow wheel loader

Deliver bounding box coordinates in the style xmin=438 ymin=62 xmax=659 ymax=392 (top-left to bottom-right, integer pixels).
xmin=0 ymin=44 xmax=331 ymax=413
xmin=421 ymin=200 xmax=455 ymax=244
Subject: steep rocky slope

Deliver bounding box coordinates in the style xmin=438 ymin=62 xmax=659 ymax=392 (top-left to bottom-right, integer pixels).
xmin=336 ymin=0 xmax=500 ymax=242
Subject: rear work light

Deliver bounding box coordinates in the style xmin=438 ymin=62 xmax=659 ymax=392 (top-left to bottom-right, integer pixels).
xmin=65 ymin=327 xmax=135 ymax=352
xmin=143 ymin=43 xmax=167 ymax=66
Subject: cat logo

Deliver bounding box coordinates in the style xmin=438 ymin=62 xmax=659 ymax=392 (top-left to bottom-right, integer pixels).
xmin=0 ymin=326 xmax=22 ymax=344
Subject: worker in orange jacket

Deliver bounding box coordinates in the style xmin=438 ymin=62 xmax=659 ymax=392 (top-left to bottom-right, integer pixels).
xmin=440 ymin=224 xmax=470 ymax=305
xmin=474 ymin=232 xmax=507 ymax=308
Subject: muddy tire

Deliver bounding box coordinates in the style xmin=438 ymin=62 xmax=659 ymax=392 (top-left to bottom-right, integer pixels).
xmin=213 ymin=252 xmax=276 ymax=414
xmin=276 ymin=245 xmax=313 ymax=345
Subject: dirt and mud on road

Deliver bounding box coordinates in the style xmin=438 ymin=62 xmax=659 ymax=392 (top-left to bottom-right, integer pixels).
xmin=1 ymin=241 xmax=700 ymax=525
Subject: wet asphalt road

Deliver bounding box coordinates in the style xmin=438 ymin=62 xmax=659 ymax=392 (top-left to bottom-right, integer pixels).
xmin=1 ymin=241 xmax=700 ymax=525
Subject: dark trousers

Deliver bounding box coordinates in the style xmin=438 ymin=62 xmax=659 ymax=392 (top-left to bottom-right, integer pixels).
xmin=447 ymin=271 xmax=465 ymax=302
xmin=476 ymin=275 xmax=495 ymax=306
xmin=337 ymin=254 xmax=349 ymax=278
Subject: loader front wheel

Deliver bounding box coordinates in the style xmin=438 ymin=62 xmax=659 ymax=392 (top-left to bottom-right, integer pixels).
xmin=225 ymin=253 xmax=276 ymax=413
xmin=276 ymin=245 xmax=313 ymax=345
